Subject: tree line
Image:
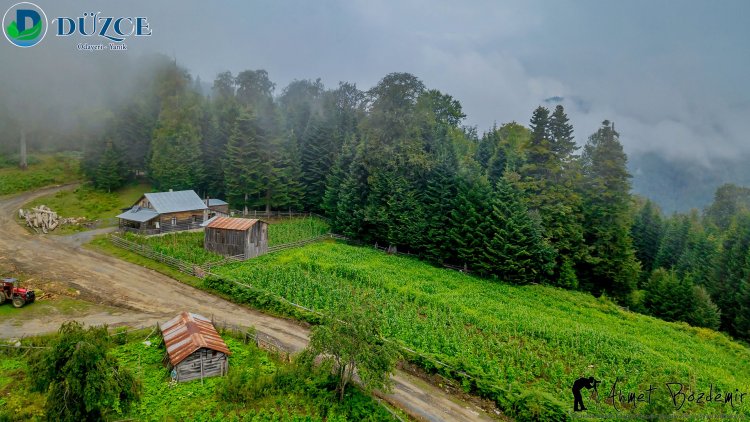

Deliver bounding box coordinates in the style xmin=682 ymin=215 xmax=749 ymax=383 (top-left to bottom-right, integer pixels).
xmin=82 ymin=56 xmax=750 ymax=341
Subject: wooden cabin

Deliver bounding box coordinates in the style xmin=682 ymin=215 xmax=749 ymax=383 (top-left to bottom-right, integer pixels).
xmin=117 ymin=190 xmax=208 ymax=234
xmin=203 ymin=217 xmax=268 ymax=259
xmin=160 ymin=312 xmax=230 ymax=382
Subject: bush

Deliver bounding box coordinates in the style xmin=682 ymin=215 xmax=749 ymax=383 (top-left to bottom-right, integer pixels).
xmin=28 ymin=322 xmax=141 ymax=421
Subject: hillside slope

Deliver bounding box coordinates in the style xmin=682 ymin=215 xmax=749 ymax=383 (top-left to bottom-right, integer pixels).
xmin=213 ymin=241 xmax=750 ymax=419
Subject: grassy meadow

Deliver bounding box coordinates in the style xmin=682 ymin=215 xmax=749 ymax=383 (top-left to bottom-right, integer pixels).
xmin=0 ymin=153 xmax=81 ymax=196
xmin=0 ymin=328 xmax=397 ymax=421
xmin=206 ymin=241 xmax=750 ymax=420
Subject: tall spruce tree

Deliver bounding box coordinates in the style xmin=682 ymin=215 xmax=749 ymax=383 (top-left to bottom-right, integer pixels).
xmin=654 ymin=214 xmax=691 ymax=270
xmin=301 ymin=117 xmax=337 ymax=211
xmin=94 ymin=141 xmax=128 ymax=193
xmin=579 ymin=120 xmax=640 ymax=298
xmin=631 ymin=199 xmax=664 ymax=279
xmin=519 ymin=106 xmax=586 ymax=288
xmin=710 ymin=212 xmax=750 ymax=336
xmin=448 ymin=175 xmax=493 ymax=270
xmin=223 ymin=109 xmax=269 ymax=212
xmin=477 ymin=176 xmax=555 ymax=283
xmin=148 ymin=94 xmax=205 ymax=191
xmin=422 ymin=159 xmax=460 ymax=263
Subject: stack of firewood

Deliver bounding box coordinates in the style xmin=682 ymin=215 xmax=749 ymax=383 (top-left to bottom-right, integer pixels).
xmin=18 ymin=206 xmax=85 ymax=233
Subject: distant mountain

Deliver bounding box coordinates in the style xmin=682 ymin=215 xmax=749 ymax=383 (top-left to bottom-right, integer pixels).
xmin=628 ymin=152 xmax=750 ymax=214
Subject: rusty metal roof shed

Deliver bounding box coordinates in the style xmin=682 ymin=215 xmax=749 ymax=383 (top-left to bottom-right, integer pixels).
xmin=205 ymin=217 xmax=260 ymax=231
xmin=160 ymin=312 xmax=231 ymax=366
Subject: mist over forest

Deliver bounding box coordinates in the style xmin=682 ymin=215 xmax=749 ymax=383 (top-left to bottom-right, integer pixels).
xmin=1 ymin=50 xmax=747 ymax=215
xmin=2 ymin=3 xmax=750 ymax=420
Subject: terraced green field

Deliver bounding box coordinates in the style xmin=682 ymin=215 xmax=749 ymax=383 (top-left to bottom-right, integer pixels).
xmin=210 ymin=241 xmax=750 ymax=420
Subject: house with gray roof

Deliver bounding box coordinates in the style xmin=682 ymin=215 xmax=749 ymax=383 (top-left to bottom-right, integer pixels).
xmin=117 ymin=190 xmax=210 ymax=234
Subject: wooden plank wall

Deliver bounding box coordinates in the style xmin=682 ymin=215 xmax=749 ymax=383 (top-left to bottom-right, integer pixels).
xmin=175 ymin=348 xmax=228 ymax=382
xmin=245 ymin=222 xmax=269 ymax=258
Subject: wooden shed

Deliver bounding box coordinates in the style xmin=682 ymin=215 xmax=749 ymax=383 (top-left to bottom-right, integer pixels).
xmin=160 ymin=312 xmax=230 ymax=382
xmin=203 ymin=217 xmax=268 ymax=259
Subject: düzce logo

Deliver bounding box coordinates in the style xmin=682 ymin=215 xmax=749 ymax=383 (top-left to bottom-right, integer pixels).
xmin=572 ymin=376 xmax=600 ymax=412
xmin=3 ymin=2 xmax=47 ymax=47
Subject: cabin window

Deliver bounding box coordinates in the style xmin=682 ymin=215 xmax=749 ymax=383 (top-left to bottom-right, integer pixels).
xmin=171 ymin=217 xmax=177 ymax=226
xmin=192 ymin=215 xmax=198 ymax=223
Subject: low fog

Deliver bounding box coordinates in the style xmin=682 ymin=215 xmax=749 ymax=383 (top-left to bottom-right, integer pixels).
xmin=1 ymin=0 xmax=748 ymax=173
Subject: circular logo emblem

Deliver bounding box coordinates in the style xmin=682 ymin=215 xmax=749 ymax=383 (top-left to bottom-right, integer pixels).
xmin=3 ymin=2 xmax=47 ymax=47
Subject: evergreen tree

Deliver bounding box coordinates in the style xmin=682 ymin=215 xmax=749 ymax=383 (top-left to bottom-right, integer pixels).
xmin=704 ymin=184 xmax=750 ymax=231
xmin=548 ymin=105 xmax=578 ymax=171
xmin=94 ymin=141 xmax=128 ymax=192
xmin=524 ymin=106 xmax=553 ymax=179
xmin=631 ymin=199 xmax=664 ymax=278
xmin=422 ymin=159 xmax=460 ymax=263
xmin=519 ymin=106 xmax=586 ymax=289
xmin=274 ymin=134 xmax=305 ymax=210
xmin=322 ymin=134 xmax=356 ymax=220
xmin=223 ymin=109 xmax=269 ymax=212
xmin=476 ymin=176 xmax=555 ymax=283
xmin=644 ymin=268 xmax=695 ymax=323
xmin=579 ymin=121 xmax=640 ymax=298
xmin=674 ymin=212 xmax=718 ymax=287
xmin=448 ymin=175 xmax=493 ymax=270
xmin=654 ymin=214 xmax=691 ymax=270
xmin=300 ymin=117 xmax=337 ymax=211
xmin=688 ymin=285 xmax=721 ymax=330
xmin=148 ymin=94 xmax=205 ymax=191
xmin=332 ymin=138 xmax=369 ymax=238
xmin=710 ymin=212 xmax=750 ymax=336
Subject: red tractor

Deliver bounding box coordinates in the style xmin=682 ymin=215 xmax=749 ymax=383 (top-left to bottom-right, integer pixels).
xmin=0 ymin=278 xmax=35 ymax=308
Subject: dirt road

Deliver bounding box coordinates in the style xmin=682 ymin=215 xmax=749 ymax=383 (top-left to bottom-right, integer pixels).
xmin=0 ymin=185 xmax=498 ymax=422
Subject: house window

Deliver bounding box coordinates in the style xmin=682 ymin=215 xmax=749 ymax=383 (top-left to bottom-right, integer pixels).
xmin=171 ymin=217 xmax=177 ymax=226
xmin=192 ymin=215 xmax=198 ymax=223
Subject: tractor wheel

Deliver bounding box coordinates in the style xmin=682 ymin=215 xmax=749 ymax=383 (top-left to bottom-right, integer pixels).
xmin=12 ymin=297 xmax=25 ymax=308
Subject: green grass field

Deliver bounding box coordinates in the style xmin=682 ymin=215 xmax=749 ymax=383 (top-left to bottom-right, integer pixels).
xmin=207 ymin=241 xmax=750 ymax=420
xmin=25 ymin=182 xmax=150 ymax=221
xmin=24 ymin=182 xmax=152 ymax=234
xmin=120 ymin=217 xmax=330 ymax=265
xmin=0 ymin=153 xmax=81 ymax=196
xmin=0 ymin=328 xmax=397 ymax=421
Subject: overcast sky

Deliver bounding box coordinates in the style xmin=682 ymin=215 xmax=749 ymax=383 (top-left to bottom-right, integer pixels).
xmin=2 ymin=0 xmax=748 ymax=164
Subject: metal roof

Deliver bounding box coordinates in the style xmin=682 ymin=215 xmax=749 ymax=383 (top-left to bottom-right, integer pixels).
xmin=116 ymin=207 xmax=160 ymax=223
xmin=143 ymin=190 xmax=208 ymax=214
xmin=205 ymin=217 xmax=259 ymax=231
xmin=160 ymin=312 xmax=231 ymax=366
xmin=207 ymin=198 xmax=228 ymax=207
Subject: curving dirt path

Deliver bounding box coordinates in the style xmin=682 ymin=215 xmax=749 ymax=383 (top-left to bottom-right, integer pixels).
xmin=0 ymin=185 xmax=499 ymax=422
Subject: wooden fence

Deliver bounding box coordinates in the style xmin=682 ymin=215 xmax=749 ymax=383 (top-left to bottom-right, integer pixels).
xmin=109 ymin=235 xmax=213 ymax=277
xmin=211 ymin=318 xmax=291 ymax=362
xmin=266 ymin=234 xmax=333 ymax=254
xmin=230 ymin=210 xmax=326 ymax=220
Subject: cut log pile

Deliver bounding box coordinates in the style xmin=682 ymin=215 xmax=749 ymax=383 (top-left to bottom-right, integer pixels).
xmin=18 ymin=206 xmax=86 ymax=233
